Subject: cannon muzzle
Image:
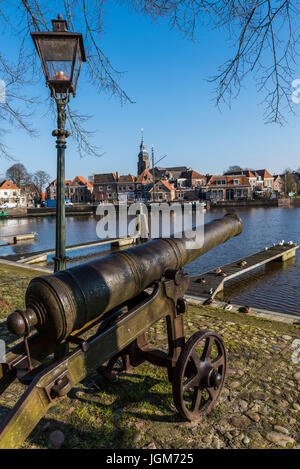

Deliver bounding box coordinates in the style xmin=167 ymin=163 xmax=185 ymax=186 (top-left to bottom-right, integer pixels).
xmin=7 ymin=213 xmax=242 ymax=341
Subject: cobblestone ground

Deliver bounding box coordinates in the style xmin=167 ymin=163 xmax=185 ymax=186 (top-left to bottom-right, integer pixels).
xmin=0 ymin=264 xmax=299 ymax=449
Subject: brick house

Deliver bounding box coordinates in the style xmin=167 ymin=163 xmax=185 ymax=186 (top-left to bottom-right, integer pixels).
xmin=93 ymin=173 xmax=118 ymax=202
xmin=254 ymin=169 xmax=274 ymax=192
xmin=117 ymin=175 xmax=136 ymax=201
xmin=46 ymin=179 xmax=72 ymax=201
xmin=68 ymin=176 xmax=93 ymax=203
xmin=224 ymin=170 xmax=257 ymax=190
xmin=202 ymin=175 xmax=251 ymax=201
xmin=224 ymin=169 xmax=274 ymax=194
xmin=149 ymin=180 xmax=176 ymax=202
xmin=180 ymin=170 xmax=206 ymax=188
xmin=136 ymin=170 xmax=153 ymax=201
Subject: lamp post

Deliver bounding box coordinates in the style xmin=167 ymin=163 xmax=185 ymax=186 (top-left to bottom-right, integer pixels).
xmin=31 ymin=15 xmax=86 ymax=272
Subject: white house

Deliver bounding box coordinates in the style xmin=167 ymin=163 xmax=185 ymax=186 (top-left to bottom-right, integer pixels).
xmin=0 ymin=179 xmax=21 ymax=204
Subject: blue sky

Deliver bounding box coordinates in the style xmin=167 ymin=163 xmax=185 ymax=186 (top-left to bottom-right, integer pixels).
xmin=1 ymin=1 xmax=300 ymax=181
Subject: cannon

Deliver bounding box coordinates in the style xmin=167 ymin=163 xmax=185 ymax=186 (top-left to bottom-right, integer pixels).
xmin=0 ymin=213 xmax=242 ymax=448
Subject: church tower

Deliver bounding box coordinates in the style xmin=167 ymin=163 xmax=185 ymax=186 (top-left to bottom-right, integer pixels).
xmin=137 ymin=130 xmax=150 ymax=176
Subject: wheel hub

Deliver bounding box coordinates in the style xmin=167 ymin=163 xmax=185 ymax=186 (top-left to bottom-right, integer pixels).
xmin=207 ymin=368 xmax=222 ymax=389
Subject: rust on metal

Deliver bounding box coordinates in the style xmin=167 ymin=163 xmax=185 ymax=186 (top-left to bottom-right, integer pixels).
xmin=0 ymin=214 xmax=242 ymax=448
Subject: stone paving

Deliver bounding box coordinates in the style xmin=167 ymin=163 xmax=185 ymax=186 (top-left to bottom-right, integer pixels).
xmin=0 ymin=263 xmax=299 ymax=449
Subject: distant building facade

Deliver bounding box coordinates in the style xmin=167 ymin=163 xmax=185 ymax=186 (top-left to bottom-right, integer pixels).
xmin=68 ymin=176 xmax=93 ymax=203
xmin=92 ymin=173 xmax=119 ymax=202
xmin=0 ymin=180 xmax=21 ymax=204
xmin=149 ymin=180 xmax=176 ymax=202
xmin=46 ymin=177 xmax=92 ymax=203
xmin=273 ymin=174 xmax=284 ymax=194
xmin=200 ymin=175 xmax=251 ymax=201
xmin=224 ymin=169 xmax=274 ymax=195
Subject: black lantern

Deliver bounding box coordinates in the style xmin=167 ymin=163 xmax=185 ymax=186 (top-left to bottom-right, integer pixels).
xmin=31 ymin=15 xmax=86 ymax=96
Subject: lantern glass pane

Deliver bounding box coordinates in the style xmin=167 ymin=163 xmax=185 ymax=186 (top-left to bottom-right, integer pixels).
xmin=73 ymin=45 xmax=83 ymax=88
xmin=37 ymin=37 xmax=77 ymax=82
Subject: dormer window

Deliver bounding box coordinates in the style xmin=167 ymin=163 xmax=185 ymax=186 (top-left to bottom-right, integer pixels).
xmin=233 ymin=179 xmax=240 ymax=185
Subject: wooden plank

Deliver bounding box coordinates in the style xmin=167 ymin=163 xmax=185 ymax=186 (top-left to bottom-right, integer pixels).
xmin=186 ymin=243 xmax=299 ymax=301
xmin=1 ymin=236 xmax=138 ymax=264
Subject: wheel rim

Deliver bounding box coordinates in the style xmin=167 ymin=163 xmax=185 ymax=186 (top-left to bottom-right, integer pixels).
xmin=173 ymin=330 xmax=227 ymax=421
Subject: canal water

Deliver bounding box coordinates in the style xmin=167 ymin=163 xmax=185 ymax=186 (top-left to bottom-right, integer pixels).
xmin=0 ymin=207 xmax=299 ymax=316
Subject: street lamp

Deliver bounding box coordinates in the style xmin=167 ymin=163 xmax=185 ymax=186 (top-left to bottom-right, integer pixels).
xmin=31 ymin=15 xmax=86 ymax=271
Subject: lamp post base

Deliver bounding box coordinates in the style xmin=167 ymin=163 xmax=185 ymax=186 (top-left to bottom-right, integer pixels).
xmin=53 ymin=256 xmax=67 ymax=272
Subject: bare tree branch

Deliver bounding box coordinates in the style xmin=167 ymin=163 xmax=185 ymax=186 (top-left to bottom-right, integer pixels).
xmin=0 ymin=0 xmax=299 ymax=159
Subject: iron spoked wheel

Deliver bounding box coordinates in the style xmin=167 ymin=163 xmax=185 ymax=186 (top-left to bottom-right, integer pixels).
xmin=173 ymin=330 xmax=227 ymax=421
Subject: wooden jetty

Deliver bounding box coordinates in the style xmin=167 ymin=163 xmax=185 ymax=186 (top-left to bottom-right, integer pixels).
xmin=0 ymin=232 xmax=38 ymax=245
xmin=13 ymin=232 xmax=38 ymax=243
xmin=1 ymin=235 xmax=139 ymax=265
xmin=187 ymin=242 xmax=299 ymax=302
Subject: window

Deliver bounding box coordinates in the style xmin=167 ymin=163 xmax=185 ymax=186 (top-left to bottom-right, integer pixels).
xmin=99 ymin=186 xmax=103 ymax=191
xmin=233 ymin=179 xmax=240 ymax=185
xmin=107 ymin=185 xmax=111 ymax=190
xmin=216 ymin=180 xmax=226 ymax=185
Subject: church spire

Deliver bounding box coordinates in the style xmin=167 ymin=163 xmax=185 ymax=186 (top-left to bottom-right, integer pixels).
xmin=137 ymin=129 xmax=150 ymax=176
xmin=140 ymin=128 xmax=146 ymax=152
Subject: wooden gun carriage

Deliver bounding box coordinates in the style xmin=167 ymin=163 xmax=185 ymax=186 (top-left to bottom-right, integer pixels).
xmin=0 ymin=213 xmax=242 ymax=448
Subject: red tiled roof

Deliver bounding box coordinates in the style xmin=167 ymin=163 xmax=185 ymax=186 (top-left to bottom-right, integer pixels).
xmin=93 ymin=173 xmax=118 ymax=184
xmin=137 ymin=170 xmax=153 ymax=183
xmin=0 ymin=179 xmax=19 ymax=190
xmin=208 ymin=175 xmax=250 ymax=186
xmin=158 ymin=180 xmax=175 ymax=191
xmin=191 ymin=171 xmax=205 ymax=179
xmin=224 ymin=170 xmax=256 ymax=178
xmin=255 ymin=169 xmax=273 ymax=179
xmin=72 ymin=176 xmax=88 ymax=185
xmin=118 ymin=175 xmax=136 ymax=183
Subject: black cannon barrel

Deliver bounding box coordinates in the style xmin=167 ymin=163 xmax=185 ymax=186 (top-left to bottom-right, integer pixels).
xmin=7 ymin=213 xmax=242 ymax=340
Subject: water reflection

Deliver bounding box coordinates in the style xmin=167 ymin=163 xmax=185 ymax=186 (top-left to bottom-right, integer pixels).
xmin=0 ymin=207 xmax=299 ymax=315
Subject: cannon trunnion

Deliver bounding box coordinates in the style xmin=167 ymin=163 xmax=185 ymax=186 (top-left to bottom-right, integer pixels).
xmin=0 ymin=214 xmax=242 ymax=448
